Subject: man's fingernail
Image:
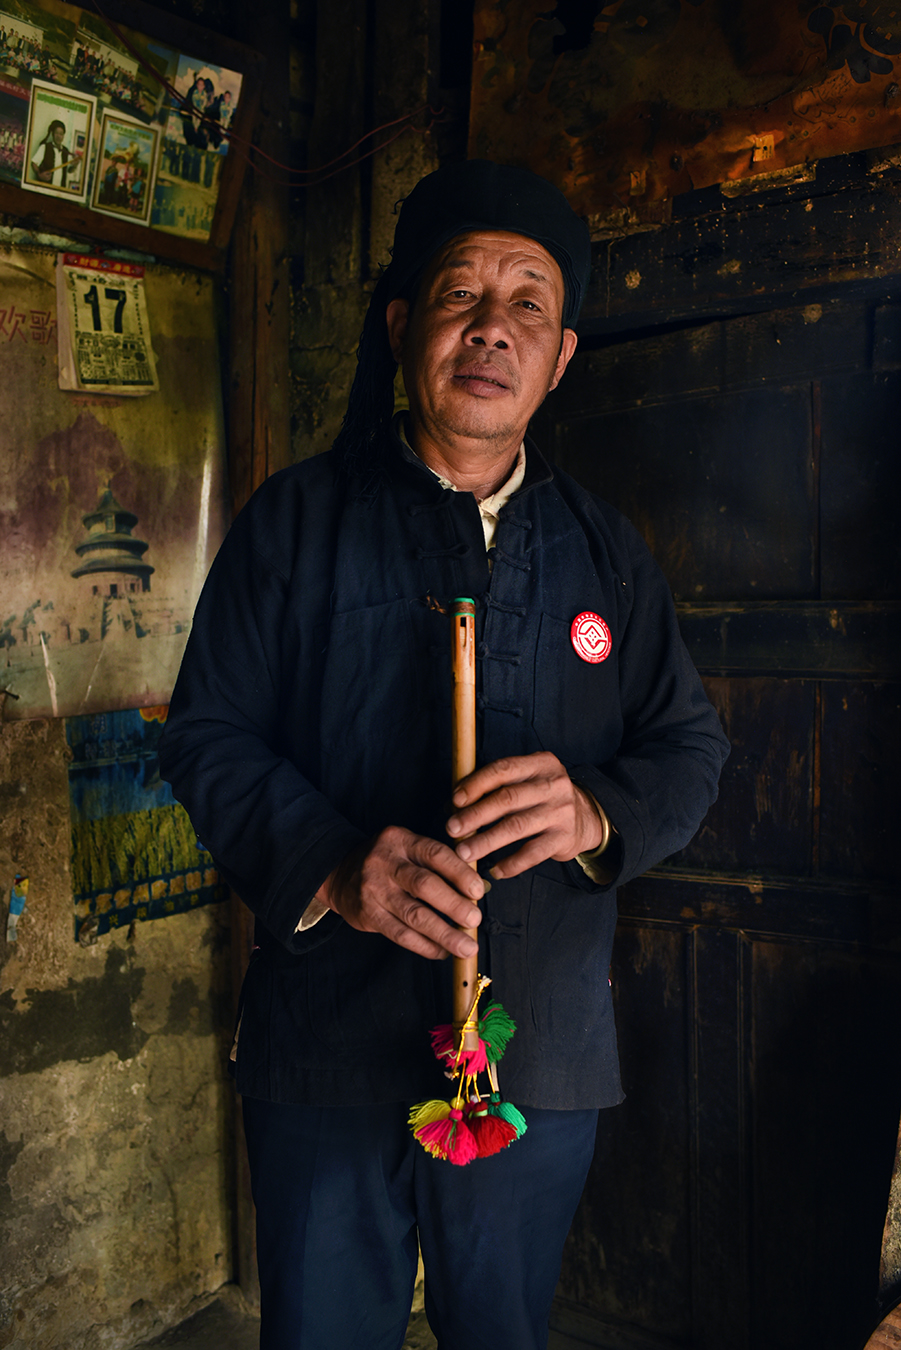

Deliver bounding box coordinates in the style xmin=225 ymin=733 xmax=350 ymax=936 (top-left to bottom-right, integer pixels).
xmin=452 ymin=790 xmax=465 ymax=806
xmin=481 ymin=876 xmax=492 ymax=893
xmin=447 ymin=817 xmax=460 ymax=835
xmin=488 ymin=866 xmax=500 ymax=881
xmin=457 ymin=843 xmax=471 ymax=861
xmin=469 ymin=879 xmax=483 ymax=899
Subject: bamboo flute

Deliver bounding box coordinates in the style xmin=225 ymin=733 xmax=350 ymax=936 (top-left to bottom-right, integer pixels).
xmin=451 ymin=597 xmax=480 ymax=1055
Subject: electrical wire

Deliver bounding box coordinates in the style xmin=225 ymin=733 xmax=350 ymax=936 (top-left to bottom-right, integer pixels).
xmin=82 ymin=0 xmax=443 ymax=188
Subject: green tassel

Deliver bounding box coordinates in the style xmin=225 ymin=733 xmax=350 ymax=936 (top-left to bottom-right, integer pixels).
xmin=489 ymin=1093 xmax=528 ymax=1138
xmin=479 ymin=1002 xmax=517 ymax=1063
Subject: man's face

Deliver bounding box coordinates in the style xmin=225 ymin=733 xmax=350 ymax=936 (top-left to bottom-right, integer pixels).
xmin=51 ymin=124 xmax=64 ymax=146
xmin=386 ymin=230 xmax=577 ymax=454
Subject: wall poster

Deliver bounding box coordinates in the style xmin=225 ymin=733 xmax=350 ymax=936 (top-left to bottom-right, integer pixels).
xmin=0 ymin=244 xmax=227 ymax=723
xmin=66 ymin=705 xmax=226 ymax=941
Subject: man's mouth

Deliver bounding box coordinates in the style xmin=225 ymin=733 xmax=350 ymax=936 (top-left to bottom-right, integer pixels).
xmin=453 ymin=367 xmax=510 ymax=392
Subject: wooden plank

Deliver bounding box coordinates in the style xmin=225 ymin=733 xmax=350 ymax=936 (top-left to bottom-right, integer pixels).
xmin=226 ymin=2 xmax=291 ymax=515
xmin=557 ymin=384 xmax=818 ymax=602
xmin=618 ymin=873 xmax=901 ymax=950
xmin=689 ymin=928 xmax=751 ymax=1347
xmin=224 ymin=0 xmax=291 ymax=1311
xmin=560 ymin=924 xmax=693 ymax=1339
xmin=677 ymin=677 xmax=814 ymax=877
xmin=556 ymin=301 xmax=871 ymax=419
xmin=820 ymin=371 xmax=901 ymax=601
xmin=676 ymin=603 xmax=901 ymax=680
xmin=579 ymin=188 xmax=901 ymax=338
xmin=820 ymin=683 xmax=901 ymax=885
xmin=749 ymin=940 xmax=823 ymax=1347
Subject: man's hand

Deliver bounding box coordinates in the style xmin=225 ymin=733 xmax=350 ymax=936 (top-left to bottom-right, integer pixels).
xmin=446 ymin=751 xmax=604 ymax=880
xmin=316 ymin=825 xmax=484 ymax=960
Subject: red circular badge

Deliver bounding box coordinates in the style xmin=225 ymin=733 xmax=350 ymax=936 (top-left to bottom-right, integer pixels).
xmin=570 ymin=612 xmax=612 ymax=664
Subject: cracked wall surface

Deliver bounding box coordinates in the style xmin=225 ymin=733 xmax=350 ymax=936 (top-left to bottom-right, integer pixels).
xmin=0 ymin=718 xmax=234 ymax=1350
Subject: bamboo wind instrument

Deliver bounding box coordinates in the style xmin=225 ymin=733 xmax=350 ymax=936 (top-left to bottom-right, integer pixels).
xmin=451 ymin=597 xmax=480 ymax=1057
xmin=408 ymin=598 xmax=527 ymax=1165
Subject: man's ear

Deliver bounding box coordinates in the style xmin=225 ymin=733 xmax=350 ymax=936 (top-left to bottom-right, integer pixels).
xmin=548 ymin=327 xmax=578 ymax=393
xmin=385 ymin=298 xmax=409 ymax=363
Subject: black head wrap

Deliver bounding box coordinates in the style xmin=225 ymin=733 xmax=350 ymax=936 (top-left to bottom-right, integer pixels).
xmin=333 ymin=159 xmax=591 ymax=477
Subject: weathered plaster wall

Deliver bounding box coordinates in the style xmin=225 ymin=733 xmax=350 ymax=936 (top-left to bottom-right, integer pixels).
xmin=0 ymin=717 xmax=234 ymax=1350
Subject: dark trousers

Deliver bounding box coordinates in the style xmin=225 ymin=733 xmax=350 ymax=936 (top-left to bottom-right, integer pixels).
xmin=242 ymin=1096 xmax=599 ymax=1350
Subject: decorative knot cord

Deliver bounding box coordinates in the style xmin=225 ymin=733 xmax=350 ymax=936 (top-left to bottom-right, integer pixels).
xmin=408 ymin=977 xmax=527 ymax=1165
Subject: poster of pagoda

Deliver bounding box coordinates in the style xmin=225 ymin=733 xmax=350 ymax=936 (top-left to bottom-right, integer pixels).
xmin=0 ymin=245 xmax=226 ymax=721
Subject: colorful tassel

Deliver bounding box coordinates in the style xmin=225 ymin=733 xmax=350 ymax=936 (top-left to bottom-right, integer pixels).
xmin=429 ymin=1022 xmax=488 ymax=1075
xmin=408 ymin=1099 xmax=453 ymax=1131
xmin=412 ymin=1105 xmax=478 ymax=1165
xmin=411 ymin=986 xmax=524 ymax=1165
xmin=487 ymin=1093 xmax=528 ymax=1139
xmin=464 ymin=1101 xmax=519 ymax=1157
xmin=479 ymin=1002 xmax=517 ymax=1063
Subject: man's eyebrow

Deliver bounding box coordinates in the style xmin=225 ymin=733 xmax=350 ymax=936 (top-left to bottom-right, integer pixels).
xmin=436 ymin=258 xmax=553 ymax=285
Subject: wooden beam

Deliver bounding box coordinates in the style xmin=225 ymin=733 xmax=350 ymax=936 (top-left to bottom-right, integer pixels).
xmin=676 ymin=601 xmax=901 ymax=680
xmin=619 ymin=872 xmax=900 ymax=949
xmin=227 ymin=7 xmax=291 ymax=516
xmin=225 ymin=0 xmax=291 ymax=1311
xmin=580 ymin=182 xmax=901 ymax=339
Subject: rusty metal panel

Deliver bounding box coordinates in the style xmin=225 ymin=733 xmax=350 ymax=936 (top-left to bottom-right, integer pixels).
xmin=470 ymin=1 xmax=901 ymax=229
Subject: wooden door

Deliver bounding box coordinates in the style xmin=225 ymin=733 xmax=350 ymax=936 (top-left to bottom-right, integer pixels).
xmin=542 ymin=295 xmax=901 ymax=1350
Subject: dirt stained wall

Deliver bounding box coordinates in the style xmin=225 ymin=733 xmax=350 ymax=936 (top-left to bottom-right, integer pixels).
xmin=0 ymin=717 xmax=235 ymax=1350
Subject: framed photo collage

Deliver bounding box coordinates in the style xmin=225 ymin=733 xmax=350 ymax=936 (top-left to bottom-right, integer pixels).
xmin=0 ymin=0 xmax=261 ymax=269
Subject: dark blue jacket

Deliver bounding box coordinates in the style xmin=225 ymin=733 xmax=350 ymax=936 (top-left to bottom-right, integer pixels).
xmin=159 ymin=430 xmax=729 ymax=1109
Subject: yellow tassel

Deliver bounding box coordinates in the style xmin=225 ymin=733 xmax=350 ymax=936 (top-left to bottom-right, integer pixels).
xmin=408 ymin=1099 xmax=452 ymax=1130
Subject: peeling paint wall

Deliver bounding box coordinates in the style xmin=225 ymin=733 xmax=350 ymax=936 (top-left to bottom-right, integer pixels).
xmin=0 ymin=716 xmax=234 ymax=1349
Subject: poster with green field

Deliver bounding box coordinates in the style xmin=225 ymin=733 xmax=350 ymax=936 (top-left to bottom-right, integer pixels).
xmin=66 ymin=704 xmax=226 ymax=941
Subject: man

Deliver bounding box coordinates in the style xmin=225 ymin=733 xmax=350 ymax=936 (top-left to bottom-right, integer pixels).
xmin=160 ymin=160 xmax=729 ymax=1350
xmin=30 ymin=119 xmax=79 ymax=188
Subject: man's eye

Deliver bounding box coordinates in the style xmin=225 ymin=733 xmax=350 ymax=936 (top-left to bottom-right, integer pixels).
xmin=519 ymin=300 xmax=540 ymax=311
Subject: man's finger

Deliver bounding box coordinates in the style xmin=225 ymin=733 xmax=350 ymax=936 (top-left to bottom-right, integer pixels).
xmin=324 ymin=826 xmax=483 ymax=961
xmin=451 ymin=754 xmax=547 ymax=808
xmin=403 ymin=834 xmax=486 ymax=904
xmin=377 ymin=901 xmax=478 ymax=960
xmin=447 ymin=778 xmax=554 ymax=841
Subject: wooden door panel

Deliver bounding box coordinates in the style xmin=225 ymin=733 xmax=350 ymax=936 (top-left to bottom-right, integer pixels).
xmin=750 ymin=943 xmax=901 ymax=1350
xmin=546 ymin=294 xmax=901 ymax=1350
xmin=668 ymin=677 xmax=815 ymax=876
xmin=819 ymin=682 xmax=901 ymax=883
xmin=557 ymin=386 xmax=816 ymax=601
xmin=819 ymin=370 xmax=901 ymax=600
xmin=558 ymin=922 xmax=693 ymax=1341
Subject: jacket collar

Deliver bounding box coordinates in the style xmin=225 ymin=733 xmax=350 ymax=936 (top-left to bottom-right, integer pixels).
xmin=389 ymin=413 xmax=554 ymax=504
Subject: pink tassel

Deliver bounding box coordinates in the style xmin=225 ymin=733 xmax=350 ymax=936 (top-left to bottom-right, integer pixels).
xmin=429 ymin=1022 xmax=488 ymax=1075
xmin=414 ymin=1107 xmax=478 ymax=1165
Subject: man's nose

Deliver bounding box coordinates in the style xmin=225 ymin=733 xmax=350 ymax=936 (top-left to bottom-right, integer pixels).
xmin=463 ymin=298 xmax=511 ymax=350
